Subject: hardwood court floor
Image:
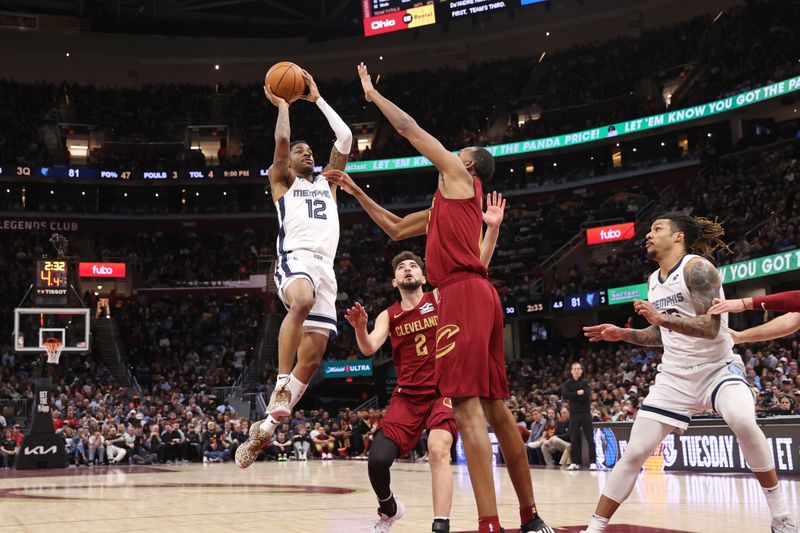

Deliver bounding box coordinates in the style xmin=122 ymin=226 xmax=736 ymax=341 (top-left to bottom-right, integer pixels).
xmin=0 ymin=460 xmax=797 ymax=533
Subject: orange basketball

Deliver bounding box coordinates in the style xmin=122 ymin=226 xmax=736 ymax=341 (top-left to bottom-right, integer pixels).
xmin=265 ymin=62 xmax=305 ymax=103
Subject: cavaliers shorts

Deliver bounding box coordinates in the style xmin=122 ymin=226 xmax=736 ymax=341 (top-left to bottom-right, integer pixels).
xmin=381 ymin=392 xmax=457 ymax=456
xmin=434 ymin=273 xmax=509 ymax=400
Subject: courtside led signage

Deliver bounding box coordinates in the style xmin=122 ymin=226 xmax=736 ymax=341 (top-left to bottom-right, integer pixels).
xmin=78 ymin=262 xmax=126 ymax=278
xmin=586 ymin=222 xmax=636 ymax=245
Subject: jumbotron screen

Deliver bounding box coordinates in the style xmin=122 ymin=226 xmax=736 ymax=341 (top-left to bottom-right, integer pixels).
xmin=362 ymin=0 xmax=549 ymax=37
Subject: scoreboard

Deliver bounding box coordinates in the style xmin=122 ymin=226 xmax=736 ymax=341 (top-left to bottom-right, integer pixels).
xmin=35 ymin=260 xmax=69 ymax=306
xmin=363 ymin=0 xmax=549 ymax=37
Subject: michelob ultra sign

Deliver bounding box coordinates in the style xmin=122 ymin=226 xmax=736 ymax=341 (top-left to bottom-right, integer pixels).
xmin=323 ymin=360 xmax=373 ymax=378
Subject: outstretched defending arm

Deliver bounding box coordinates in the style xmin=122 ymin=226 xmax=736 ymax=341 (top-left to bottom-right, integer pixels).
xmin=324 ymin=169 xmax=428 ymax=240
xmin=298 ymin=70 xmax=352 ymax=178
xmin=709 ymin=290 xmax=800 ymax=315
xmin=357 ymin=63 xmax=474 ymax=199
xmin=730 ymin=313 xmax=800 ymax=343
xmin=633 ymin=258 xmax=722 ymax=339
xmin=345 ymin=303 xmax=390 ymax=356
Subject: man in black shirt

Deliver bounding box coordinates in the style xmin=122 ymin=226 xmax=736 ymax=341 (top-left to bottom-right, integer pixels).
xmin=562 ymin=362 xmax=597 ymax=470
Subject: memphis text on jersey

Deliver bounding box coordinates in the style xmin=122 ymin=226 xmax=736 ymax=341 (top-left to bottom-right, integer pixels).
xmin=652 ymin=292 xmax=685 ymax=309
xmin=394 ymin=315 xmax=439 ymax=337
xmin=293 ymin=189 xmax=332 ymax=199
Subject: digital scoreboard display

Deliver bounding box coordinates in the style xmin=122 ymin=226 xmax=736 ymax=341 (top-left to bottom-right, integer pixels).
xmin=35 ymin=260 xmax=69 ymax=306
xmin=362 ymin=0 xmax=548 ymax=36
xmin=363 ymin=0 xmax=437 ymax=37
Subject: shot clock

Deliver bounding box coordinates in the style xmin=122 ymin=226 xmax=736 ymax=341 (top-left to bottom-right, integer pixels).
xmin=35 ymin=260 xmax=69 ymax=306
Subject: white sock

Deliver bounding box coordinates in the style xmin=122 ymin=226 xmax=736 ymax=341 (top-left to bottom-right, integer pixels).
xmin=259 ymin=415 xmax=280 ymax=436
xmin=276 ymin=374 xmax=290 ymax=387
xmin=763 ymin=483 xmax=790 ymax=519
xmin=586 ymin=514 xmax=609 ymax=533
xmin=433 ymin=516 xmax=448 ymax=521
xmin=288 ymin=373 xmax=308 ymax=409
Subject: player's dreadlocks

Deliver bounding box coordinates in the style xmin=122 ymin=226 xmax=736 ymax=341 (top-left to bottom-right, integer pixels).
xmin=656 ymin=211 xmax=733 ymax=257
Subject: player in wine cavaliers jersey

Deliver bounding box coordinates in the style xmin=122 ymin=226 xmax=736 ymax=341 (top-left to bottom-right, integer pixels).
xmin=324 ymin=63 xmax=551 ymax=533
xmin=346 ymin=252 xmax=457 ymax=533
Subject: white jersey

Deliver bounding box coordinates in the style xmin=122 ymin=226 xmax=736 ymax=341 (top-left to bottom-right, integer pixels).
xmin=275 ymin=176 xmax=339 ymax=263
xmin=648 ymin=253 xmax=733 ymax=368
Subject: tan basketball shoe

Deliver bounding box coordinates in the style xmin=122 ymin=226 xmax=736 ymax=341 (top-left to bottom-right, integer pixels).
xmin=267 ymin=382 xmax=292 ymax=419
xmin=235 ymin=418 xmax=271 ymax=469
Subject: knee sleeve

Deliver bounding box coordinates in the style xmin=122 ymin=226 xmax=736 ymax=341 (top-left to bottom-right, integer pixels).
xmin=716 ymin=385 xmax=774 ymax=472
xmin=602 ymin=417 xmax=673 ymax=503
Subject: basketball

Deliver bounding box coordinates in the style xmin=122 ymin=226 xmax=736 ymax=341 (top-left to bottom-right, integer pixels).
xmin=265 ymin=62 xmax=305 ymax=103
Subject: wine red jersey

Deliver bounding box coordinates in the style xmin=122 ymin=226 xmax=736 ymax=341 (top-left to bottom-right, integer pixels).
xmin=387 ymin=292 xmax=439 ymax=394
xmin=425 ymin=177 xmax=488 ymax=287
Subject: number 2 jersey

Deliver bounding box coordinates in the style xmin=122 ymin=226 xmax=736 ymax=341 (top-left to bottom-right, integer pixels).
xmin=648 ymin=253 xmax=733 ymax=368
xmin=387 ymin=292 xmax=439 ymax=396
xmin=275 ymin=175 xmax=339 ymax=263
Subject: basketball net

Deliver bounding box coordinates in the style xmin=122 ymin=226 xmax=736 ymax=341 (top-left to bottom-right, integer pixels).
xmin=43 ymin=337 xmax=63 ymax=365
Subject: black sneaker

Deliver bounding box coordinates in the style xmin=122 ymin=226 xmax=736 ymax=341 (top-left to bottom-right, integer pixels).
xmin=521 ymin=515 xmax=554 ymax=533
xmin=432 ymin=518 xmax=450 ymax=532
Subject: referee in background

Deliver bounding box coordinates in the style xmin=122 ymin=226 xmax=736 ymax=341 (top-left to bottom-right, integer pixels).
xmin=562 ymin=362 xmax=597 ymax=470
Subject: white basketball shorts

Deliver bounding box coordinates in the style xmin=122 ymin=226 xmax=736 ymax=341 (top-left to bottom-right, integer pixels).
xmin=637 ymin=356 xmax=751 ymax=431
xmin=274 ymin=250 xmax=338 ymax=335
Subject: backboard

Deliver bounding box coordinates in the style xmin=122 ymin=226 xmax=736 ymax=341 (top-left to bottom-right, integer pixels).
xmin=13 ymin=308 xmax=90 ymax=353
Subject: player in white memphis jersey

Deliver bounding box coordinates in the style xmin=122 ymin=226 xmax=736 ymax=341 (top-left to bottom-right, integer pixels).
xmin=582 ymin=212 xmax=797 ymax=533
xmin=235 ymin=69 xmax=352 ymax=469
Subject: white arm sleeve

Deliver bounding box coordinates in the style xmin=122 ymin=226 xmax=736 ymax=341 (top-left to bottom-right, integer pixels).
xmin=316 ymin=97 xmax=352 ymax=155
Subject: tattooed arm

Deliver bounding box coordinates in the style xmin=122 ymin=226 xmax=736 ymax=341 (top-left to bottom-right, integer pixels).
xmin=634 ymin=258 xmax=721 ymax=339
xmin=583 ymin=323 xmax=663 ymax=346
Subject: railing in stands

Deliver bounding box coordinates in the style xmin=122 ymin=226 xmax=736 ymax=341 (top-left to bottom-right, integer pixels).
xmin=353 ymin=395 xmax=380 ymax=411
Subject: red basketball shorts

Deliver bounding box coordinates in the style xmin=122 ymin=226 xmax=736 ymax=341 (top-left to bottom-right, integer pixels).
xmin=381 ymin=393 xmax=457 ymax=456
xmin=434 ymin=273 xmax=509 ymax=400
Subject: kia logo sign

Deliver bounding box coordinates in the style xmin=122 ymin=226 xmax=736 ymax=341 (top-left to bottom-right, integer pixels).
xmin=24 ymin=445 xmax=57 ymax=456
xmin=586 ymin=222 xmax=636 ymax=245
xmin=78 ymin=262 xmax=127 ymax=278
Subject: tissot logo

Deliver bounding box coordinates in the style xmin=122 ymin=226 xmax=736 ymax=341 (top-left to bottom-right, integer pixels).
xmin=24 ymin=445 xmax=57 ymax=456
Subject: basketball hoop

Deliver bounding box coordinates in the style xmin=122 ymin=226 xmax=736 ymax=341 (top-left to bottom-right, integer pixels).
xmin=42 ymin=337 xmax=63 ymax=365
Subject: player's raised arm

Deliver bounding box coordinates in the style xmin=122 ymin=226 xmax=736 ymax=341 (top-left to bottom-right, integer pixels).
xmin=357 ymin=63 xmax=474 ymax=199
xmin=299 ymin=70 xmax=352 ymax=179
xmin=583 ymin=323 xmax=663 ymax=346
xmin=345 ymin=303 xmax=389 ymax=356
xmin=323 ymin=169 xmax=428 ymax=240
xmin=265 ymin=84 xmax=292 ymax=198
xmin=480 ymin=191 xmax=505 ymax=268
xmin=633 ymin=257 xmax=722 ymax=339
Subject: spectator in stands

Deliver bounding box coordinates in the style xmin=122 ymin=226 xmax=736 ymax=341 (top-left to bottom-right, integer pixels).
xmin=267 ymin=432 xmax=292 ymax=461
xmin=88 ymin=430 xmax=105 ymax=465
xmin=541 ymin=408 xmax=571 ymax=467
xmin=313 ymin=425 xmax=336 ymax=460
xmin=0 ymin=428 xmax=17 ymax=469
xmin=292 ymin=426 xmax=313 ymax=461
xmin=203 ymin=434 xmax=231 ymax=463
xmin=105 ymin=426 xmax=127 ymax=464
